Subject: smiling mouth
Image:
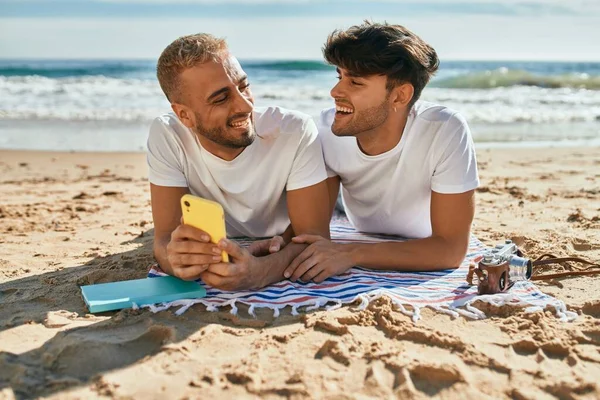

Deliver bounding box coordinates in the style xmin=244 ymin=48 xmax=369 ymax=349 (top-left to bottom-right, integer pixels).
xmin=335 ymin=104 xmax=354 ymax=116
xmin=229 ymin=116 xmax=251 ymax=129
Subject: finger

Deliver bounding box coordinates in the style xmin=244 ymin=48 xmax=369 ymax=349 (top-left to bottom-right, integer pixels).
xmin=170 ymin=241 xmax=222 ymax=256
xmin=313 ymin=269 xmax=332 ymax=284
xmin=174 ymin=264 xmax=211 ymax=281
xmin=176 ymin=254 xmax=223 ymax=266
xmin=290 ymin=255 xmax=319 ymax=282
xmin=269 ymin=236 xmax=284 ymax=253
xmin=218 ymin=239 xmax=247 ymax=260
xmin=300 ymin=264 xmax=324 ymax=283
xmin=199 ymin=271 xmax=223 ymax=288
xmin=248 ymin=240 xmax=269 ymax=256
xmin=291 ymin=234 xmax=323 ymax=244
xmin=205 ymin=262 xmax=237 ymax=277
xmin=200 ymin=271 xmax=236 ymax=291
xmin=284 ymin=247 xmax=314 ymax=278
xmin=173 ymin=224 xmax=211 ymax=243
xmin=247 ymin=241 xmax=261 ymax=252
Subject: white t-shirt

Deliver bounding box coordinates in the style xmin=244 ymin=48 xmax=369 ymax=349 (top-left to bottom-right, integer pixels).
xmin=147 ymin=106 xmax=327 ymax=238
xmin=318 ymin=101 xmax=480 ymax=239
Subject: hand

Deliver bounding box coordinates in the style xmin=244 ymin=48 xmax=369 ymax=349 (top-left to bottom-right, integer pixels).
xmin=200 ymin=239 xmax=266 ymax=291
xmin=284 ymin=235 xmax=356 ymax=283
xmin=247 ymin=235 xmax=286 ymax=257
xmin=166 ymin=224 xmax=224 ymax=281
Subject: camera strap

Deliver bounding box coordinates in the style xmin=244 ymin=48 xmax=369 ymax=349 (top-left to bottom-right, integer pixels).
xmin=529 ymin=253 xmax=600 ymax=281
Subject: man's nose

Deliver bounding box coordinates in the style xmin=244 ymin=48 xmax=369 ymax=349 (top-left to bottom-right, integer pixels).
xmin=233 ymin=89 xmax=253 ymax=114
xmin=330 ymin=80 xmax=343 ymax=99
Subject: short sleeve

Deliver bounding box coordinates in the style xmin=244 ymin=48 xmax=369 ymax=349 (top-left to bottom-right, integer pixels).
xmin=286 ymin=118 xmax=328 ymax=191
xmin=146 ymin=117 xmax=188 ymax=187
xmin=325 ymin=164 xmax=338 ymax=178
xmin=316 ymin=109 xmax=339 ymax=178
xmin=430 ymin=113 xmax=480 ymax=194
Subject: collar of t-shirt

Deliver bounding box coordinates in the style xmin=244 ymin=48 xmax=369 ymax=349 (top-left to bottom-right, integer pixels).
xmin=353 ymin=109 xmax=415 ymax=161
xmin=193 ymin=130 xmax=258 ymax=168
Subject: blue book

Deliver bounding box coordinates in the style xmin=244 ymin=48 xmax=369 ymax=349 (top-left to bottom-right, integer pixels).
xmin=80 ymin=276 xmax=206 ymax=313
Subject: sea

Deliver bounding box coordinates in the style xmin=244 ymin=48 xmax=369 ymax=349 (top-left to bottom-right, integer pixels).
xmin=1 ymin=59 xmax=599 ymax=152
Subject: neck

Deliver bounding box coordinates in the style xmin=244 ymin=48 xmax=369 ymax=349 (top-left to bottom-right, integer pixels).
xmin=356 ymin=108 xmax=410 ymax=156
xmin=197 ymin=136 xmax=246 ymax=161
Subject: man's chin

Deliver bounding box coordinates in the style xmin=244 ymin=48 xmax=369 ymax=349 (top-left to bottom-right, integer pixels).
xmin=223 ymin=129 xmax=255 ymax=148
xmin=331 ymin=124 xmax=352 ymax=137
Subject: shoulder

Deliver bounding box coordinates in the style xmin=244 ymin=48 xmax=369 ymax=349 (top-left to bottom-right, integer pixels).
xmin=410 ymin=103 xmax=475 ymax=168
xmin=151 ymin=112 xmax=180 ymax=129
xmin=412 ymin=101 xmax=468 ymax=134
xmin=253 ymin=106 xmax=315 ymax=139
xmin=317 ymin=107 xmax=336 ymax=130
xmin=149 ymin=112 xmax=188 ymax=141
xmin=315 ymin=107 xmax=337 ymax=143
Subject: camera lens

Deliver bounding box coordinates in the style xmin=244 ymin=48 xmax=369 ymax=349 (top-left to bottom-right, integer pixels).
xmin=499 ymin=271 xmax=506 ymax=291
xmin=184 ymin=201 xmax=190 ymax=207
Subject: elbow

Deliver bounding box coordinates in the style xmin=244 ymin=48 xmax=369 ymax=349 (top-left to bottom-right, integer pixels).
xmin=152 ymin=235 xmax=164 ymax=256
xmin=439 ymin=238 xmax=469 ymax=269
xmin=310 ymin=226 xmax=331 ymax=240
xmin=316 ymin=222 xmax=331 ymax=240
xmin=445 ymin=257 xmax=464 ymax=270
xmin=153 ymin=232 xmax=171 ymax=259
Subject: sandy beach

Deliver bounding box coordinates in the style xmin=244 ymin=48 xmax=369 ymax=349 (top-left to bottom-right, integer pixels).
xmin=1 ymin=146 xmax=599 ymax=399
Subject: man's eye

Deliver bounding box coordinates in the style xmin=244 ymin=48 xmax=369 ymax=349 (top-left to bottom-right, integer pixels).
xmin=336 ymin=75 xmax=341 ymax=80
xmin=214 ymin=96 xmax=227 ymax=104
xmin=240 ymin=83 xmax=251 ymax=91
xmin=351 ymin=80 xmax=362 ymax=86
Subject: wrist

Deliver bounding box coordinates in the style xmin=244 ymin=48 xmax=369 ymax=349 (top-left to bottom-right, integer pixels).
xmin=280 ymin=232 xmax=292 ymax=246
xmin=347 ymin=243 xmax=363 ymax=266
xmin=252 ymin=256 xmax=271 ymax=289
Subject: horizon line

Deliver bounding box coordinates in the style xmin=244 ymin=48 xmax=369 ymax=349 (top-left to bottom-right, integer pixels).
xmin=2 ymin=57 xmax=600 ymax=63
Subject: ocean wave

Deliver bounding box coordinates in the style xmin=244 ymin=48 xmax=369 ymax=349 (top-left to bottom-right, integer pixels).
xmin=2 ymin=76 xmax=600 ymax=124
xmin=241 ymin=60 xmax=331 ymax=71
xmin=0 ymin=59 xmax=332 ymax=78
xmin=0 ymin=60 xmax=154 ymax=79
xmin=434 ymin=68 xmax=600 ymax=90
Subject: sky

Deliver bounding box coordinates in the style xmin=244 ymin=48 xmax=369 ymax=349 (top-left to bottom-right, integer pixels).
xmin=0 ymin=0 xmax=599 ymax=61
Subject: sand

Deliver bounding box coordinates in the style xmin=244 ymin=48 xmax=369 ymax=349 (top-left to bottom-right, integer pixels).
xmin=0 ymin=147 xmax=599 ymax=399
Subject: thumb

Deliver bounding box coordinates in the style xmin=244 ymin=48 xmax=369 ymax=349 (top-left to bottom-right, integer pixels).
xmin=292 ymin=234 xmax=322 ymax=244
xmin=269 ymin=236 xmax=284 ymax=253
xmin=218 ymin=238 xmax=247 ymax=260
xmin=247 ymin=241 xmax=260 ymax=251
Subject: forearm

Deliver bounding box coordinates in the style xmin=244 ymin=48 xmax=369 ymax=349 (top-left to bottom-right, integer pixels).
xmin=280 ymin=224 xmax=295 ymax=245
xmin=349 ymin=235 xmax=468 ymax=271
xmin=153 ymin=234 xmax=175 ymax=276
xmin=257 ymin=242 xmax=308 ymax=287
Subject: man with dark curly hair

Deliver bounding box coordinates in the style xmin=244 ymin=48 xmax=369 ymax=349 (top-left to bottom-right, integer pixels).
xmin=285 ymin=21 xmax=480 ymax=283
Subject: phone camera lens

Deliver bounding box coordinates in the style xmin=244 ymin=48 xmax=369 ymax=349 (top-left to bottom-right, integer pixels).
xmin=184 ymin=201 xmax=190 ymax=207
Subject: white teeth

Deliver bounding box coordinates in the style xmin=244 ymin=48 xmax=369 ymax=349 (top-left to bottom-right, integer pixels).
xmin=335 ymin=106 xmax=354 ymax=114
xmin=230 ymin=118 xmax=249 ymax=127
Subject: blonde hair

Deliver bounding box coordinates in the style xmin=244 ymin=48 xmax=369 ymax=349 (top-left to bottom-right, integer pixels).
xmin=157 ymin=33 xmax=228 ymax=103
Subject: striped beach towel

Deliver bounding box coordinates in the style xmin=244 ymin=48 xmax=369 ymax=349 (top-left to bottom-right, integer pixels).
xmin=147 ymin=218 xmax=576 ymax=321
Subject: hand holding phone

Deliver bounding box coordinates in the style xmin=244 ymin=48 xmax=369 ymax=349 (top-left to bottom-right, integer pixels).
xmin=166 ymin=224 xmax=224 ymax=281
xmin=180 ymin=194 xmax=229 ymax=262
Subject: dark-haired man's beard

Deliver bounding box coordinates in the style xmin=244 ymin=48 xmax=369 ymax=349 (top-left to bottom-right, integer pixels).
xmin=194 ymin=115 xmax=256 ymax=149
xmin=332 ymin=99 xmax=389 ymax=137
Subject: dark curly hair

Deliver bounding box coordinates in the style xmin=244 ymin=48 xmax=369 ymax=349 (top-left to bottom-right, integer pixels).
xmin=323 ymin=20 xmax=439 ymax=107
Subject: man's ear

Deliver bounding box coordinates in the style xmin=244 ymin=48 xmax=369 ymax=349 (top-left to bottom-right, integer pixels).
xmin=391 ymin=83 xmax=414 ymax=109
xmin=171 ymin=103 xmax=195 ymax=129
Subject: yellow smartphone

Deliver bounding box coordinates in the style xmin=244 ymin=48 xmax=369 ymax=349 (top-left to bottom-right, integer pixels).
xmin=180 ymin=194 xmax=229 ymax=262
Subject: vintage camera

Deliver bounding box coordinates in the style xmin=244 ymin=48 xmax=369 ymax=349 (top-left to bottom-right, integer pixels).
xmin=467 ymin=240 xmax=532 ymax=295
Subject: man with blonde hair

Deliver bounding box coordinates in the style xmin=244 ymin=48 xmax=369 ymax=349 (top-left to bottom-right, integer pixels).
xmin=148 ymin=33 xmax=330 ymax=290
